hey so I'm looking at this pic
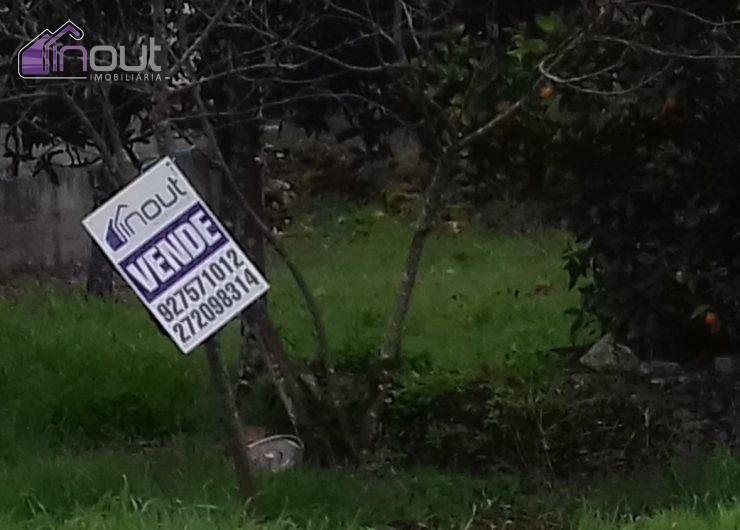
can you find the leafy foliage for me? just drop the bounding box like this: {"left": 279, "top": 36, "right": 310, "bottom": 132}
{"left": 404, "top": 1, "right": 740, "bottom": 360}
{"left": 415, "top": 2, "right": 740, "bottom": 360}
{"left": 541, "top": 3, "right": 740, "bottom": 359}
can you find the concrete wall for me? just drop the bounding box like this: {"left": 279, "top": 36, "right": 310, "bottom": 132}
{"left": 0, "top": 170, "right": 93, "bottom": 278}
{"left": 0, "top": 149, "right": 216, "bottom": 279}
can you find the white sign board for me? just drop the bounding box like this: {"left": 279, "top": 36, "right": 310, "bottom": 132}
{"left": 82, "top": 156, "right": 269, "bottom": 354}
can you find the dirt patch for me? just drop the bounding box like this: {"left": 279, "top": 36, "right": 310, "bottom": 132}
{"left": 385, "top": 365, "right": 740, "bottom": 478}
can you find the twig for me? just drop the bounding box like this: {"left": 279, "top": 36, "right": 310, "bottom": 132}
{"left": 57, "top": 88, "right": 120, "bottom": 188}
{"left": 168, "top": 0, "right": 239, "bottom": 77}
{"left": 592, "top": 35, "right": 740, "bottom": 61}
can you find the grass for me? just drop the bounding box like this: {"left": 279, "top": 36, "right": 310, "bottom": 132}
{"left": 0, "top": 202, "right": 577, "bottom": 527}
{"left": 3, "top": 445, "right": 740, "bottom": 528}
{"left": 2, "top": 202, "right": 739, "bottom": 528}
{"left": 0, "top": 202, "right": 576, "bottom": 445}
{"left": 581, "top": 506, "right": 740, "bottom": 530}
{"left": 0, "top": 444, "right": 524, "bottom": 528}
{"left": 268, "top": 202, "right": 576, "bottom": 375}
{"left": 0, "top": 287, "right": 218, "bottom": 449}
{"left": 578, "top": 451, "right": 740, "bottom": 529}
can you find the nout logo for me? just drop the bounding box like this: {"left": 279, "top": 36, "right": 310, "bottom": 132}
{"left": 18, "top": 20, "right": 163, "bottom": 81}
{"left": 105, "top": 177, "right": 188, "bottom": 252}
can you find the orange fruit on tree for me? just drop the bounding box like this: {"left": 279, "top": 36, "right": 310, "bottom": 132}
{"left": 705, "top": 312, "right": 719, "bottom": 327}
{"left": 539, "top": 84, "right": 554, "bottom": 100}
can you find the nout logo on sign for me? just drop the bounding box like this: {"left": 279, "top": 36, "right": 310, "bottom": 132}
{"left": 83, "top": 157, "right": 270, "bottom": 354}
{"left": 105, "top": 177, "right": 189, "bottom": 251}
{"left": 18, "top": 20, "right": 164, "bottom": 82}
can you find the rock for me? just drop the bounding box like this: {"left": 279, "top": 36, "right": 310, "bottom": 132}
{"left": 579, "top": 334, "right": 639, "bottom": 373}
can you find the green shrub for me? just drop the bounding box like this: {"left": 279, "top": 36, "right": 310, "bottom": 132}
{"left": 543, "top": 8, "right": 740, "bottom": 360}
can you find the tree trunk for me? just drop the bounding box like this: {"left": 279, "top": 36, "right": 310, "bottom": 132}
{"left": 225, "top": 124, "right": 306, "bottom": 430}
{"left": 151, "top": 0, "right": 173, "bottom": 156}
{"left": 86, "top": 167, "right": 114, "bottom": 297}
{"left": 86, "top": 245, "right": 113, "bottom": 297}
{"left": 192, "top": 85, "right": 353, "bottom": 461}
{"left": 205, "top": 336, "right": 254, "bottom": 501}
{"left": 249, "top": 307, "right": 340, "bottom": 462}
{"left": 224, "top": 123, "right": 354, "bottom": 461}
{"left": 86, "top": 86, "right": 133, "bottom": 298}
{"left": 169, "top": 149, "right": 253, "bottom": 498}
{"left": 360, "top": 160, "right": 447, "bottom": 450}
{"left": 224, "top": 123, "right": 271, "bottom": 413}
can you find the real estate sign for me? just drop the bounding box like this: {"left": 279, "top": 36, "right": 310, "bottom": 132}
{"left": 82, "top": 157, "right": 269, "bottom": 353}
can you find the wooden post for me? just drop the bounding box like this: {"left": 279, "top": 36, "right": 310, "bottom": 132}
{"left": 173, "top": 149, "right": 255, "bottom": 500}
{"left": 204, "top": 336, "right": 255, "bottom": 501}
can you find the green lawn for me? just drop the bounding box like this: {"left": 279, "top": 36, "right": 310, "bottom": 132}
{"left": 0, "top": 203, "right": 576, "bottom": 445}
{"left": 268, "top": 203, "right": 576, "bottom": 374}
{"left": 581, "top": 507, "right": 740, "bottom": 530}
{"left": 0, "top": 445, "right": 523, "bottom": 528}
{"left": 1, "top": 203, "right": 738, "bottom": 529}
{"left": 2, "top": 444, "right": 740, "bottom": 529}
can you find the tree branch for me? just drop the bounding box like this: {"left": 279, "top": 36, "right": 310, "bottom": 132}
{"left": 190, "top": 83, "right": 358, "bottom": 459}
{"left": 168, "top": 0, "right": 240, "bottom": 77}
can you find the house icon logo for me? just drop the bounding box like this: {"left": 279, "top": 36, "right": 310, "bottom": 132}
{"left": 18, "top": 20, "right": 87, "bottom": 79}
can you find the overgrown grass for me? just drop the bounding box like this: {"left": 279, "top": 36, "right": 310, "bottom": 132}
{"left": 0, "top": 203, "right": 575, "bottom": 446}
{"left": 268, "top": 203, "right": 576, "bottom": 375}
{"left": 580, "top": 451, "right": 740, "bottom": 529}
{"left": 3, "top": 443, "right": 740, "bottom": 528}
{"left": 5, "top": 203, "right": 739, "bottom": 528}
{"left": 581, "top": 505, "right": 740, "bottom": 530}
{"left": 0, "top": 203, "right": 578, "bottom": 527}
{"left": 0, "top": 289, "right": 215, "bottom": 455}
{"left": 0, "top": 442, "right": 524, "bottom": 528}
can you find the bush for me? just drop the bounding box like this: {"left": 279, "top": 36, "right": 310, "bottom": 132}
{"left": 541, "top": 10, "right": 740, "bottom": 360}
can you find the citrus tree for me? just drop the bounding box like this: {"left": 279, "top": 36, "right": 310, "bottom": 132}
{"left": 535, "top": 1, "right": 740, "bottom": 359}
